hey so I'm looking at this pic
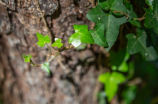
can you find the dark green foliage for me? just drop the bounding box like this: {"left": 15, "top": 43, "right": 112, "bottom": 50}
{"left": 126, "top": 28, "right": 157, "bottom": 61}
{"left": 89, "top": 23, "right": 108, "bottom": 47}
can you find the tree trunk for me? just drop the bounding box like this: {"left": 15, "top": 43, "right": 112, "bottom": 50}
{"left": 0, "top": 0, "right": 106, "bottom": 104}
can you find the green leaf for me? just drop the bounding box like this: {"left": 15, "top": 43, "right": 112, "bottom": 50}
{"left": 144, "top": 0, "right": 158, "bottom": 34}
{"left": 123, "top": 0, "right": 131, "bottom": 10}
{"left": 128, "top": 5, "right": 141, "bottom": 27}
{"left": 22, "top": 54, "right": 32, "bottom": 62}
{"left": 69, "top": 25, "right": 94, "bottom": 47}
{"left": 86, "top": 5, "right": 129, "bottom": 51}
{"left": 122, "top": 85, "right": 137, "bottom": 104}
{"left": 98, "top": 72, "right": 126, "bottom": 101}
{"left": 89, "top": 23, "right": 108, "bottom": 47}
{"left": 36, "top": 33, "right": 51, "bottom": 47}
{"left": 51, "top": 38, "right": 63, "bottom": 48}
{"left": 126, "top": 28, "right": 158, "bottom": 61}
{"left": 105, "top": 72, "right": 125, "bottom": 101}
{"left": 110, "top": 72, "right": 126, "bottom": 84}
{"left": 145, "top": 0, "right": 154, "bottom": 10}
{"left": 111, "top": 0, "right": 127, "bottom": 16}
{"left": 118, "top": 62, "right": 128, "bottom": 72}
{"left": 105, "top": 81, "right": 118, "bottom": 101}
{"left": 118, "top": 53, "right": 130, "bottom": 72}
{"left": 98, "top": 0, "right": 114, "bottom": 10}
{"left": 41, "top": 62, "right": 50, "bottom": 73}
{"left": 98, "top": 72, "right": 110, "bottom": 84}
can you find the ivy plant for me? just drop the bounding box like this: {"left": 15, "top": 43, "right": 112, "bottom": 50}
{"left": 22, "top": 0, "right": 158, "bottom": 102}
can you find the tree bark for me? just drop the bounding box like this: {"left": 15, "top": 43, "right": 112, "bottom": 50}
{"left": 0, "top": 0, "right": 107, "bottom": 104}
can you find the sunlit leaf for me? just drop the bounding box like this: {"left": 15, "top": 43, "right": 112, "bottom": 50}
{"left": 41, "top": 62, "right": 50, "bottom": 74}
{"left": 36, "top": 33, "right": 51, "bottom": 47}
{"left": 51, "top": 38, "right": 63, "bottom": 48}
{"left": 22, "top": 54, "right": 32, "bottom": 62}
{"left": 69, "top": 25, "right": 94, "bottom": 47}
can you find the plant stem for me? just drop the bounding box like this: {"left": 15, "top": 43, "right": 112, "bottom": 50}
{"left": 133, "top": 13, "right": 146, "bottom": 21}
{"left": 48, "top": 52, "right": 60, "bottom": 63}
{"left": 46, "top": 43, "right": 52, "bottom": 54}
{"left": 35, "top": 0, "right": 53, "bottom": 40}
{"left": 29, "top": 44, "right": 74, "bottom": 67}
{"left": 30, "top": 59, "right": 41, "bottom": 67}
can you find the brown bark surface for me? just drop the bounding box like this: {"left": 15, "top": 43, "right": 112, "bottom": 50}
{"left": 0, "top": 0, "right": 107, "bottom": 104}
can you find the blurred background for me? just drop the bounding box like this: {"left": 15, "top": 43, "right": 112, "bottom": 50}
{"left": 0, "top": 0, "right": 158, "bottom": 104}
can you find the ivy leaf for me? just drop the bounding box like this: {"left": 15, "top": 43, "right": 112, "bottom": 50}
{"left": 126, "top": 28, "right": 158, "bottom": 61}
{"left": 111, "top": 0, "right": 127, "bottom": 16}
{"left": 98, "top": 72, "right": 110, "bottom": 84}
{"left": 98, "top": 72, "right": 125, "bottom": 101}
{"left": 97, "top": 0, "right": 114, "bottom": 10}
{"left": 145, "top": 0, "right": 154, "bottom": 10}
{"left": 89, "top": 23, "right": 108, "bottom": 47}
{"left": 69, "top": 25, "right": 94, "bottom": 47}
{"left": 144, "top": 0, "right": 158, "bottom": 34}
{"left": 105, "top": 81, "right": 118, "bottom": 101}
{"left": 36, "top": 33, "right": 51, "bottom": 47}
{"left": 41, "top": 62, "right": 50, "bottom": 74}
{"left": 51, "top": 38, "right": 63, "bottom": 48}
{"left": 22, "top": 54, "right": 32, "bottom": 62}
{"left": 86, "top": 5, "right": 129, "bottom": 51}
{"left": 110, "top": 72, "right": 126, "bottom": 84}
{"left": 128, "top": 5, "right": 141, "bottom": 27}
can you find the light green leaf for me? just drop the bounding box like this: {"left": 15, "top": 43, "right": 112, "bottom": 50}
{"left": 86, "top": 5, "right": 129, "bottom": 51}
{"left": 105, "top": 81, "right": 118, "bottom": 101}
{"left": 22, "top": 54, "right": 32, "bottom": 62}
{"left": 126, "top": 28, "right": 158, "bottom": 61}
{"left": 69, "top": 25, "right": 94, "bottom": 47}
{"left": 98, "top": 72, "right": 110, "bottom": 84}
{"left": 110, "top": 72, "right": 126, "bottom": 84}
{"left": 89, "top": 23, "right": 108, "bottom": 47}
{"left": 41, "top": 62, "right": 50, "bottom": 73}
{"left": 36, "top": 33, "right": 51, "bottom": 47}
{"left": 98, "top": 72, "right": 126, "bottom": 101}
{"left": 118, "top": 62, "right": 128, "bottom": 72}
{"left": 51, "top": 38, "right": 63, "bottom": 48}
{"left": 118, "top": 53, "right": 130, "bottom": 72}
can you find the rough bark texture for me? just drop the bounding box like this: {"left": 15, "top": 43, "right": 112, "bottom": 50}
{"left": 0, "top": 0, "right": 109, "bottom": 104}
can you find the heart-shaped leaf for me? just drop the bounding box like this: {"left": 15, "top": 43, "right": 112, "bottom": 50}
{"left": 89, "top": 23, "right": 108, "bottom": 47}
{"left": 126, "top": 28, "right": 158, "bottom": 61}
{"left": 41, "top": 62, "right": 50, "bottom": 73}
{"left": 52, "top": 38, "right": 63, "bottom": 48}
{"left": 36, "top": 33, "right": 51, "bottom": 47}
{"left": 69, "top": 25, "right": 94, "bottom": 47}
{"left": 22, "top": 54, "right": 32, "bottom": 62}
